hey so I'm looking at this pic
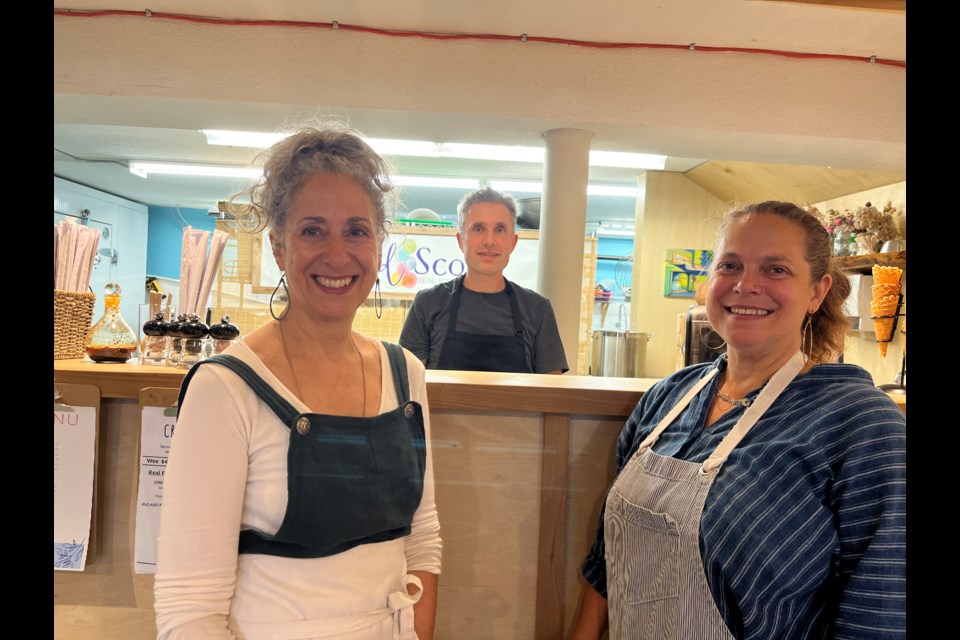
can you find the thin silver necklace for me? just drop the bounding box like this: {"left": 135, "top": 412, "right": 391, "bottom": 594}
{"left": 714, "top": 372, "right": 753, "bottom": 408}
{"left": 276, "top": 322, "right": 366, "bottom": 416}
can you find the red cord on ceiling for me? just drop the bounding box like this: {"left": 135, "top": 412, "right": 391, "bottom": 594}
{"left": 52, "top": 8, "right": 906, "bottom": 68}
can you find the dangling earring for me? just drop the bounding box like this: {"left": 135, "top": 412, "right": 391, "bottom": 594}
{"left": 373, "top": 277, "right": 383, "bottom": 319}
{"left": 270, "top": 274, "right": 289, "bottom": 321}
{"left": 801, "top": 314, "right": 813, "bottom": 359}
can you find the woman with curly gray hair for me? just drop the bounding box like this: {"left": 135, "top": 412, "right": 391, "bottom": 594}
{"left": 156, "top": 125, "right": 441, "bottom": 640}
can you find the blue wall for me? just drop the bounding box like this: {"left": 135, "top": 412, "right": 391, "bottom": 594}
{"left": 147, "top": 206, "right": 217, "bottom": 279}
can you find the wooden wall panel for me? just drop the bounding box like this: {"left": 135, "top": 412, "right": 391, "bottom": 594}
{"left": 54, "top": 399, "right": 158, "bottom": 639}
{"left": 632, "top": 172, "right": 727, "bottom": 378}
{"left": 429, "top": 409, "right": 543, "bottom": 639}
{"left": 686, "top": 160, "right": 906, "bottom": 208}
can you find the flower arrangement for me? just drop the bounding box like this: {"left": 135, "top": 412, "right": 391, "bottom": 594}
{"left": 826, "top": 209, "right": 858, "bottom": 234}
{"left": 806, "top": 201, "right": 902, "bottom": 254}
{"left": 853, "top": 202, "right": 901, "bottom": 244}
{"left": 805, "top": 205, "right": 856, "bottom": 234}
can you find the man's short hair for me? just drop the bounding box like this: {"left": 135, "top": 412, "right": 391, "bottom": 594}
{"left": 457, "top": 186, "right": 518, "bottom": 233}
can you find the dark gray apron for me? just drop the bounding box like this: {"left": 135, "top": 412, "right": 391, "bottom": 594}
{"left": 435, "top": 275, "right": 530, "bottom": 373}
{"left": 177, "top": 341, "right": 426, "bottom": 559}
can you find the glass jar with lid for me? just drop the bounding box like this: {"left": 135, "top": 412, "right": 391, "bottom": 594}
{"left": 178, "top": 314, "right": 210, "bottom": 368}
{"left": 209, "top": 315, "right": 241, "bottom": 354}
{"left": 140, "top": 312, "right": 170, "bottom": 365}
{"left": 166, "top": 314, "right": 186, "bottom": 367}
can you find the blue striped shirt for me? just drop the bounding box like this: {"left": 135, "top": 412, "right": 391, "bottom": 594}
{"left": 581, "top": 358, "right": 906, "bottom": 639}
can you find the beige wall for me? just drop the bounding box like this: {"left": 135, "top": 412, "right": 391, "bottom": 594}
{"left": 630, "top": 171, "right": 727, "bottom": 378}
{"left": 626, "top": 177, "right": 907, "bottom": 383}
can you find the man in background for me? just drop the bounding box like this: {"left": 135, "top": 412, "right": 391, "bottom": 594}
{"left": 399, "top": 187, "right": 568, "bottom": 374}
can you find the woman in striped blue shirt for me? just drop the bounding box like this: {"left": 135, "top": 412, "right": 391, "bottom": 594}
{"left": 572, "top": 201, "right": 906, "bottom": 639}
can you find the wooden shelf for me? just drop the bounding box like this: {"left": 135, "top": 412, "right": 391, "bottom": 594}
{"left": 834, "top": 250, "right": 906, "bottom": 274}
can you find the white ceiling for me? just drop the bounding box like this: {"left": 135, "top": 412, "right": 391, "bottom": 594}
{"left": 53, "top": 1, "right": 906, "bottom": 217}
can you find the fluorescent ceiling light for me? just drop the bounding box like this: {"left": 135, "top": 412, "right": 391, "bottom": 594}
{"left": 202, "top": 130, "right": 285, "bottom": 148}
{"left": 394, "top": 176, "right": 480, "bottom": 189}
{"left": 202, "top": 130, "right": 666, "bottom": 169}
{"left": 367, "top": 138, "right": 439, "bottom": 158}
{"left": 590, "top": 150, "right": 666, "bottom": 170}
{"left": 488, "top": 181, "right": 639, "bottom": 197}
{"left": 595, "top": 228, "right": 637, "bottom": 237}
{"left": 487, "top": 180, "right": 543, "bottom": 193}
{"left": 129, "top": 161, "right": 263, "bottom": 179}
{"left": 440, "top": 143, "right": 545, "bottom": 164}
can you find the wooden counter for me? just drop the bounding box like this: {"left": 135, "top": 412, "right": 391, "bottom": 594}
{"left": 53, "top": 359, "right": 657, "bottom": 640}
{"left": 53, "top": 360, "right": 904, "bottom": 639}
{"left": 53, "top": 359, "right": 188, "bottom": 399}
{"left": 53, "top": 358, "right": 655, "bottom": 407}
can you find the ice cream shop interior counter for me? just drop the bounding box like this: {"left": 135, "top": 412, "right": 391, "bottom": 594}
{"left": 54, "top": 361, "right": 655, "bottom": 639}
{"left": 53, "top": 346, "right": 905, "bottom": 639}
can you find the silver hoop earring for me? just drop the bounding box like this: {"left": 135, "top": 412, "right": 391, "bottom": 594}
{"left": 702, "top": 330, "right": 727, "bottom": 351}
{"left": 802, "top": 314, "right": 813, "bottom": 358}
{"left": 270, "top": 274, "right": 289, "bottom": 320}
{"left": 373, "top": 278, "right": 383, "bottom": 319}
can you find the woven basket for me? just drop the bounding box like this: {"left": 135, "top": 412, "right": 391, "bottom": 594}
{"left": 54, "top": 290, "right": 96, "bottom": 360}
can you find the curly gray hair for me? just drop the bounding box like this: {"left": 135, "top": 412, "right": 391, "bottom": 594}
{"left": 245, "top": 124, "right": 395, "bottom": 242}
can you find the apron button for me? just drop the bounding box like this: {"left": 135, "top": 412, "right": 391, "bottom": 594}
{"left": 404, "top": 403, "right": 415, "bottom": 418}
{"left": 296, "top": 416, "right": 310, "bottom": 434}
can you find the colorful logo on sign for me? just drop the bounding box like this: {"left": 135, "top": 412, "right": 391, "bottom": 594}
{"left": 389, "top": 238, "right": 420, "bottom": 288}
{"left": 382, "top": 237, "right": 467, "bottom": 288}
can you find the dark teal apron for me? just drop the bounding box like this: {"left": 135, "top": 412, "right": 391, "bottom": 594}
{"left": 177, "top": 341, "right": 426, "bottom": 559}
{"left": 435, "top": 275, "right": 530, "bottom": 373}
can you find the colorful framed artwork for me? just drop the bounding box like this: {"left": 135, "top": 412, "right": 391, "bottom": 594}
{"left": 664, "top": 248, "right": 713, "bottom": 297}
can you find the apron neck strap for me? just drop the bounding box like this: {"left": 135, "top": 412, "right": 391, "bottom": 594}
{"left": 635, "top": 350, "right": 807, "bottom": 475}
{"left": 637, "top": 368, "right": 719, "bottom": 452}
{"left": 700, "top": 350, "right": 807, "bottom": 475}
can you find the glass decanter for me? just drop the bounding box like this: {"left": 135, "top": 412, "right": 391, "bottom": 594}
{"left": 84, "top": 282, "right": 137, "bottom": 363}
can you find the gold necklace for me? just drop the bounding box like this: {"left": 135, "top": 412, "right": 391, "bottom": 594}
{"left": 276, "top": 322, "right": 367, "bottom": 416}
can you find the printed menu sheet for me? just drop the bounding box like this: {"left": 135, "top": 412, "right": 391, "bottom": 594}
{"left": 54, "top": 406, "right": 97, "bottom": 571}
{"left": 134, "top": 406, "right": 176, "bottom": 574}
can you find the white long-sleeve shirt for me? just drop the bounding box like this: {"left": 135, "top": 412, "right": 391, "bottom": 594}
{"left": 155, "top": 340, "right": 442, "bottom": 640}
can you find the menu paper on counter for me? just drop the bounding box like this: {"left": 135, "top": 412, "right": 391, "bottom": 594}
{"left": 134, "top": 390, "right": 179, "bottom": 574}
{"left": 54, "top": 402, "right": 98, "bottom": 571}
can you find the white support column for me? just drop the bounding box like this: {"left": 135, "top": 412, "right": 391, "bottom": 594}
{"left": 538, "top": 128, "right": 593, "bottom": 373}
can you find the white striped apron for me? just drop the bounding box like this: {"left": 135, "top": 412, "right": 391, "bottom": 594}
{"left": 604, "top": 351, "right": 805, "bottom": 639}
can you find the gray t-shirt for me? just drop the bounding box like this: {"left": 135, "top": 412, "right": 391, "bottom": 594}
{"left": 399, "top": 277, "right": 569, "bottom": 373}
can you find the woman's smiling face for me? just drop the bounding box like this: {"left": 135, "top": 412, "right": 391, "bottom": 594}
{"left": 706, "top": 212, "right": 830, "bottom": 360}
{"left": 270, "top": 173, "right": 381, "bottom": 325}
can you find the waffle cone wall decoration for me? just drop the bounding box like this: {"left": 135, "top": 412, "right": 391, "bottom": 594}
{"left": 871, "top": 265, "right": 902, "bottom": 358}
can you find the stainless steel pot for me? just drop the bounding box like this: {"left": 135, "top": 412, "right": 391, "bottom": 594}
{"left": 590, "top": 330, "right": 653, "bottom": 377}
